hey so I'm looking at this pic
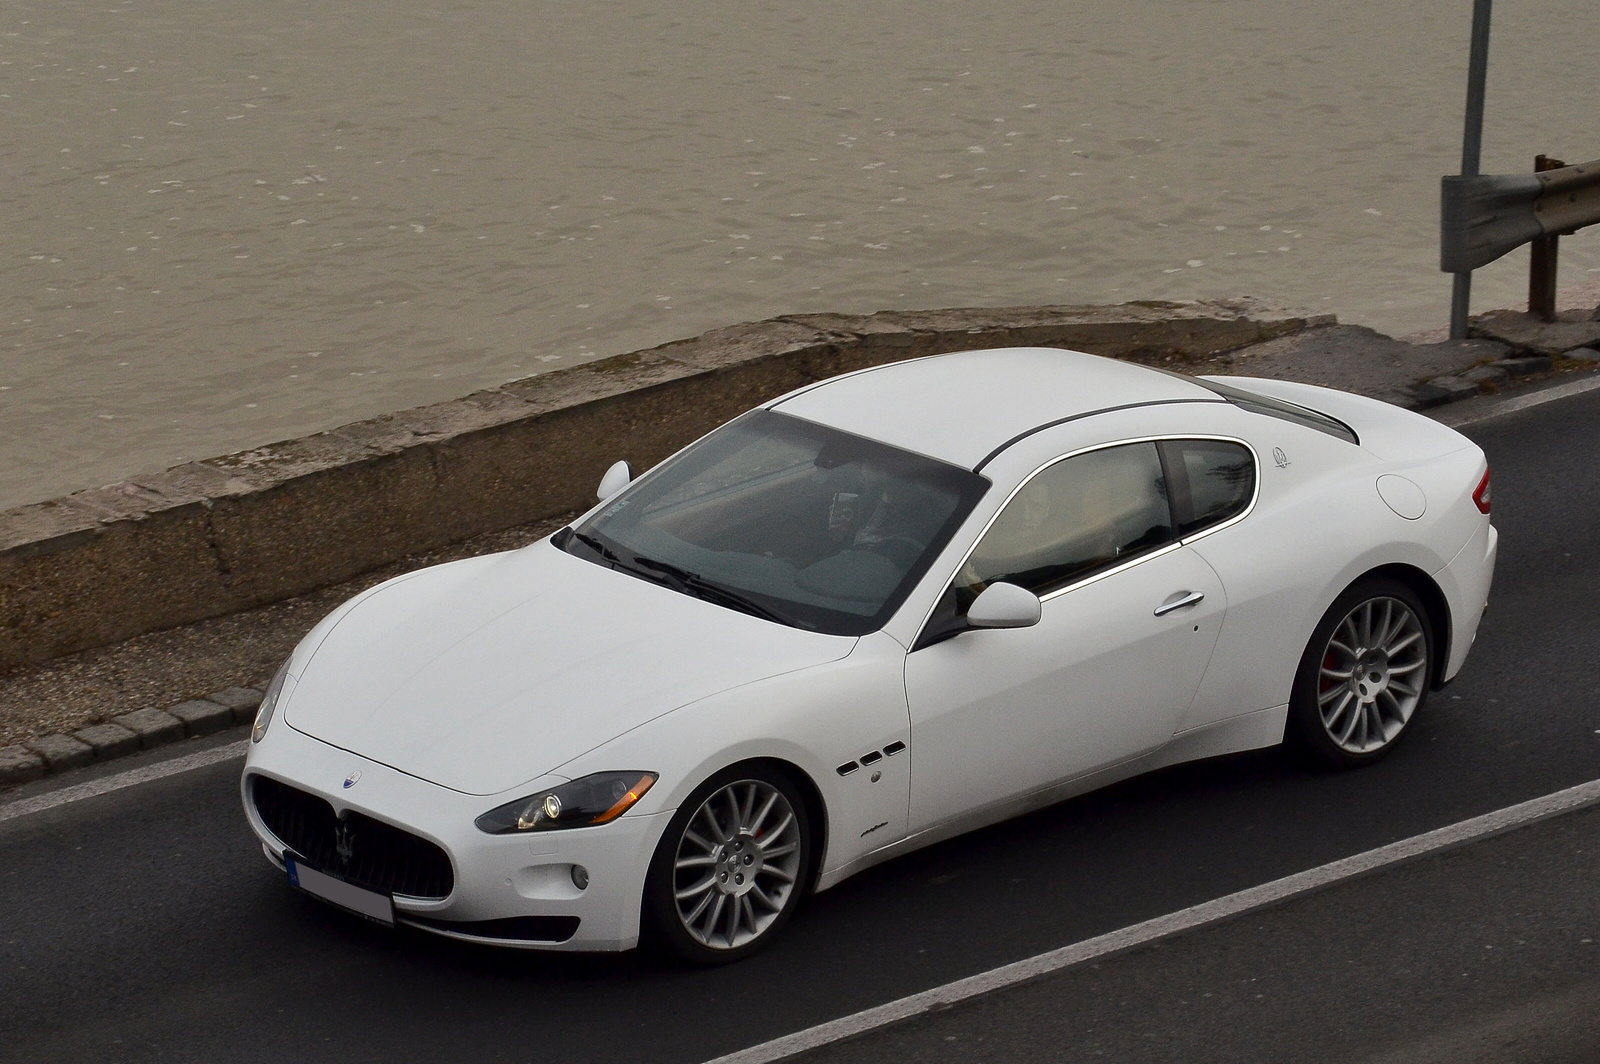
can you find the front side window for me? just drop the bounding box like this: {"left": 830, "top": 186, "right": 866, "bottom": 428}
{"left": 951, "top": 441, "right": 1174, "bottom": 612}
{"left": 561, "top": 410, "right": 988, "bottom": 636}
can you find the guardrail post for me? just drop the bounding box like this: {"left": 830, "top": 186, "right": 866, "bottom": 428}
{"left": 1528, "top": 154, "right": 1566, "bottom": 322}
{"left": 1449, "top": 0, "right": 1495, "bottom": 340}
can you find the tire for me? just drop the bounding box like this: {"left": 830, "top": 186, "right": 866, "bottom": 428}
{"left": 1288, "top": 576, "right": 1435, "bottom": 770}
{"left": 642, "top": 763, "right": 814, "bottom": 965}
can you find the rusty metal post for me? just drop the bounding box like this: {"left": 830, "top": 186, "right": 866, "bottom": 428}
{"left": 1528, "top": 154, "right": 1566, "bottom": 322}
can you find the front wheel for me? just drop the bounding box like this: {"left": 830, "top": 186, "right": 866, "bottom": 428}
{"left": 1289, "top": 577, "right": 1435, "bottom": 769}
{"left": 642, "top": 764, "right": 813, "bottom": 965}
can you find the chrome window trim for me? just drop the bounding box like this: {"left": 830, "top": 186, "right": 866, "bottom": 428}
{"left": 909, "top": 434, "right": 1260, "bottom": 642}
{"left": 1037, "top": 538, "right": 1186, "bottom": 604}
{"left": 971, "top": 398, "right": 1225, "bottom": 472}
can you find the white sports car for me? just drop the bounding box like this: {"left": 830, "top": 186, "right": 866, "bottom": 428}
{"left": 242, "top": 347, "right": 1496, "bottom": 962}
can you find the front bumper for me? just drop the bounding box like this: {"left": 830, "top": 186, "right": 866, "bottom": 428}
{"left": 242, "top": 719, "right": 668, "bottom": 951}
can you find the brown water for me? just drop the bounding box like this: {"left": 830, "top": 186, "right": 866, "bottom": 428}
{"left": 3, "top": 0, "right": 1597, "bottom": 510}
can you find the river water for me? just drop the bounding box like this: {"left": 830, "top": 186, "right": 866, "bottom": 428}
{"left": 3, "top": 0, "right": 1597, "bottom": 510}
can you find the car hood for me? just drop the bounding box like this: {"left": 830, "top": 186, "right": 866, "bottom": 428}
{"left": 284, "top": 540, "right": 856, "bottom": 796}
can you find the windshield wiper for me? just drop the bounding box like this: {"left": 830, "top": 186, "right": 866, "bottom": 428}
{"left": 571, "top": 530, "right": 793, "bottom": 626}
{"left": 629, "top": 556, "right": 793, "bottom": 626}
{"left": 570, "top": 530, "right": 631, "bottom": 568}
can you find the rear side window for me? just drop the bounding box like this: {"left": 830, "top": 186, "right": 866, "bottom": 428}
{"left": 1159, "top": 440, "right": 1255, "bottom": 538}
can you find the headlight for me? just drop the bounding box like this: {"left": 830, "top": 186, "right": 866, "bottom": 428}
{"left": 251, "top": 661, "right": 291, "bottom": 743}
{"left": 475, "top": 771, "right": 658, "bottom": 834}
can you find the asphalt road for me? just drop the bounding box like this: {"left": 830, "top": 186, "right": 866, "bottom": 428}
{"left": 4, "top": 382, "right": 1599, "bottom": 1064}
{"left": 796, "top": 803, "right": 1600, "bottom": 1064}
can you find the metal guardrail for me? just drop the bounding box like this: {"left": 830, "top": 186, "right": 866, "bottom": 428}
{"left": 1441, "top": 157, "right": 1600, "bottom": 273}
{"left": 1440, "top": 0, "right": 1600, "bottom": 334}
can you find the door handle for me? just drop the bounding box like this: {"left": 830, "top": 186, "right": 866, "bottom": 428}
{"left": 1154, "top": 590, "right": 1205, "bottom": 616}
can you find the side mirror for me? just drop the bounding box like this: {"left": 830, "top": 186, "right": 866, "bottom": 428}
{"left": 966, "top": 582, "right": 1042, "bottom": 629}
{"left": 597, "top": 460, "right": 632, "bottom": 501}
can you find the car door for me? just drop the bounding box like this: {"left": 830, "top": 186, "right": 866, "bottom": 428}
{"left": 1171, "top": 425, "right": 1365, "bottom": 732}
{"left": 902, "top": 440, "right": 1227, "bottom": 833}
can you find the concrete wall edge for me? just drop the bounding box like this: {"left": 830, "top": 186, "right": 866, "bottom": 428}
{"left": 0, "top": 298, "right": 1332, "bottom": 669}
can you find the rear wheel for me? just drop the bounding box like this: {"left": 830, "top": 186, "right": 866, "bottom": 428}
{"left": 1289, "top": 577, "right": 1434, "bottom": 769}
{"left": 643, "top": 764, "right": 813, "bottom": 965}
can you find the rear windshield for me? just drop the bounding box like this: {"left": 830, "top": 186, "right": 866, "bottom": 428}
{"left": 561, "top": 410, "right": 989, "bottom": 636}
{"left": 1189, "top": 377, "right": 1359, "bottom": 445}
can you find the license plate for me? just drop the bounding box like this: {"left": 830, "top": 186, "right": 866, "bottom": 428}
{"left": 286, "top": 856, "right": 395, "bottom": 926}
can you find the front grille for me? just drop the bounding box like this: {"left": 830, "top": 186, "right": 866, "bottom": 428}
{"left": 251, "top": 775, "right": 455, "bottom": 900}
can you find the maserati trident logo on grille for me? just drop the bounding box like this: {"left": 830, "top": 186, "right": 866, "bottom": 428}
{"left": 334, "top": 816, "right": 355, "bottom": 869}
{"left": 343, "top": 770, "right": 361, "bottom": 789}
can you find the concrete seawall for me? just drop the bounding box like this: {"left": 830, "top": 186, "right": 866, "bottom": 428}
{"left": 0, "top": 299, "right": 1328, "bottom": 671}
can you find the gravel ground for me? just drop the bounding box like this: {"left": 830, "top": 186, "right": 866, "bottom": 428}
{"left": 0, "top": 512, "right": 575, "bottom": 748}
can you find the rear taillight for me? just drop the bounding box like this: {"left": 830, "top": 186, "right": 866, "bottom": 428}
{"left": 1472, "top": 468, "right": 1491, "bottom": 514}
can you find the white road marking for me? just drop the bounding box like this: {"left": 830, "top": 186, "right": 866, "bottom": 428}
{"left": 1439, "top": 372, "right": 1600, "bottom": 427}
{"left": 703, "top": 775, "right": 1600, "bottom": 1064}
{"left": 0, "top": 741, "right": 248, "bottom": 824}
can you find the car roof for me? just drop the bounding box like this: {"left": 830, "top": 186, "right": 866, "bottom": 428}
{"left": 770, "top": 347, "right": 1220, "bottom": 470}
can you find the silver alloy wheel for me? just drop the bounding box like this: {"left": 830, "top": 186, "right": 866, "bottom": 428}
{"left": 671, "top": 779, "right": 803, "bottom": 950}
{"left": 1316, "top": 596, "right": 1428, "bottom": 754}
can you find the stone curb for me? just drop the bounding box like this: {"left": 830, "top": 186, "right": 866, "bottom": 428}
{"left": 1402, "top": 350, "right": 1595, "bottom": 411}
{"left": 71, "top": 723, "right": 139, "bottom": 761}
{"left": 0, "top": 299, "right": 1327, "bottom": 672}
{"left": 0, "top": 685, "right": 262, "bottom": 786}
{"left": 1468, "top": 308, "right": 1600, "bottom": 358}
{"left": 168, "top": 699, "right": 239, "bottom": 737}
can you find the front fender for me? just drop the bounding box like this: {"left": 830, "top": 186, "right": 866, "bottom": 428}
{"left": 558, "top": 631, "right": 912, "bottom": 879}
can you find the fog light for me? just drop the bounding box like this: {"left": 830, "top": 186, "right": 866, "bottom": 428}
{"left": 571, "top": 864, "right": 589, "bottom": 891}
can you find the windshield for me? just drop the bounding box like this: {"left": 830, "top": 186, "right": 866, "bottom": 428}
{"left": 561, "top": 410, "right": 988, "bottom": 635}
